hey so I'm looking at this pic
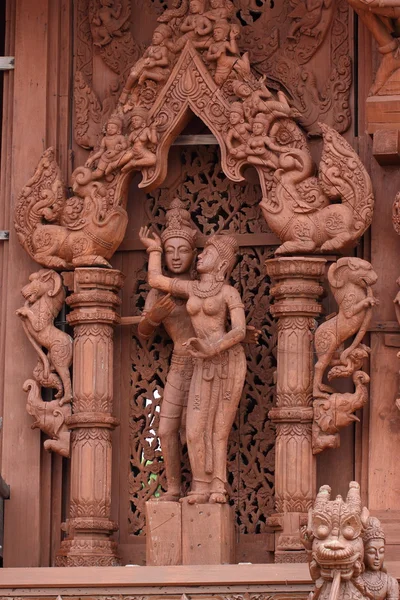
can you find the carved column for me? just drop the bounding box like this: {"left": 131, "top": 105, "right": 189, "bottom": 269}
{"left": 266, "top": 257, "right": 326, "bottom": 563}
{"left": 56, "top": 268, "right": 125, "bottom": 567}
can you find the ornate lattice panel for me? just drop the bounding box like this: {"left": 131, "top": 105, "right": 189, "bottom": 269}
{"left": 127, "top": 146, "right": 277, "bottom": 536}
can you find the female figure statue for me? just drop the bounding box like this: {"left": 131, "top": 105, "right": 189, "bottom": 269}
{"left": 139, "top": 227, "right": 247, "bottom": 504}
{"left": 85, "top": 115, "right": 127, "bottom": 180}
{"left": 226, "top": 102, "right": 251, "bottom": 158}
{"left": 138, "top": 199, "right": 197, "bottom": 502}
{"left": 362, "top": 517, "right": 399, "bottom": 600}
{"left": 106, "top": 107, "right": 158, "bottom": 174}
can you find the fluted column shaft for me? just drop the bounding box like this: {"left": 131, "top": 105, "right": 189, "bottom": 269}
{"left": 266, "top": 257, "right": 326, "bottom": 563}
{"left": 56, "top": 268, "right": 125, "bottom": 567}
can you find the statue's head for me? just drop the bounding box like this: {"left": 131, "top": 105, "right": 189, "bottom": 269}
{"left": 197, "top": 234, "right": 238, "bottom": 281}
{"left": 213, "top": 20, "right": 230, "bottom": 41}
{"left": 230, "top": 102, "right": 245, "bottom": 125}
{"left": 363, "top": 517, "right": 386, "bottom": 572}
{"left": 153, "top": 24, "right": 172, "bottom": 45}
{"left": 130, "top": 107, "right": 149, "bottom": 130}
{"left": 161, "top": 198, "right": 197, "bottom": 274}
{"left": 303, "top": 482, "right": 370, "bottom": 581}
{"left": 252, "top": 112, "right": 268, "bottom": 135}
{"left": 190, "top": 0, "right": 204, "bottom": 14}
{"left": 106, "top": 115, "right": 123, "bottom": 135}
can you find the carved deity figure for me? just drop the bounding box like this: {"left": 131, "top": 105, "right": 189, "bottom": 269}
{"left": 245, "top": 113, "right": 280, "bottom": 169}
{"left": 16, "top": 270, "right": 73, "bottom": 457}
{"left": 140, "top": 227, "right": 247, "bottom": 504}
{"left": 139, "top": 199, "right": 197, "bottom": 502}
{"left": 91, "top": 0, "right": 126, "bottom": 47}
{"left": 176, "top": 0, "right": 213, "bottom": 50}
{"left": 312, "top": 258, "right": 378, "bottom": 453}
{"left": 85, "top": 115, "right": 127, "bottom": 180}
{"left": 302, "top": 482, "right": 399, "bottom": 600}
{"left": 204, "top": 0, "right": 235, "bottom": 22}
{"left": 345, "top": 0, "right": 400, "bottom": 95}
{"left": 362, "top": 517, "right": 399, "bottom": 600}
{"left": 226, "top": 102, "right": 252, "bottom": 158}
{"left": 107, "top": 107, "right": 158, "bottom": 173}
{"left": 206, "top": 20, "right": 250, "bottom": 84}
{"left": 288, "top": 0, "right": 332, "bottom": 40}
{"left": 119, "top": 24, "right": 173, "bottom": 102}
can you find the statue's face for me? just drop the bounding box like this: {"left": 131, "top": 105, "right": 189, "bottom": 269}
{"left": 164, "top": 237, "right": 194, "bottom": 274}
{"left": 230, "top": 110, "right": 242, "bottom": 125}
{"left": 197, "top": 243, "right": 220, "bottom": 274}
{"left": 252, "top": 121, "right": 265, "bottom": 135}
{"left": 190, "top": 0, "right": 201, "bottom": 14}
{"left": 213, "top": 26, "right": 226, "bottom": 41}
{"left": 210, "top": 0, "right": 224, "bottom": 8}
{"left": 131, "top": 115, "right": 144, "bottom": 129}
{"left": 152, "top": 31, "right": 164, "bottom": 45}
{"left": 106, "top": 122, "right": 119, "bottom": 135}
{"left": 364, "top": 540, "right": 385, "bottom": 571}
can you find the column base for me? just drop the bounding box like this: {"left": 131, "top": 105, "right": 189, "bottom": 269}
{"left": 145, "top": 501, "right": 234, "bottom": 565}
{"left": 275, "top": 549, "right": 309, "bottom": 563}
{"left": 55, "top": 538, "right": 120, "bottom": 567}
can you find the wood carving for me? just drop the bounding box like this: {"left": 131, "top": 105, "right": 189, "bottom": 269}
{"left": 140, "top": 226, "right": 247, "bottom": 504}
{"left": 301, "top": 482, "right": 399, "bottom": 600}
{"left": 127, "top": 153, "right": 276, "bottom": 537}
{"left": 313, "top": 258, "right": 378, "bottom": 454}
{"left": 16, "top": 270, "right": 73, "bottom": 458}
{"left": 16, "top": 0, "right": 373, "bottom": 266}
{"left": 346, "top": 0, "right": 400, "bottom": 96}
{"left": 138, "top": 198, "right": 198, "bottom": 502}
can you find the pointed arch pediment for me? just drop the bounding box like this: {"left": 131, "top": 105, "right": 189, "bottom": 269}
{"left": 139, "top": 41, "right": 245, "bottom": 191}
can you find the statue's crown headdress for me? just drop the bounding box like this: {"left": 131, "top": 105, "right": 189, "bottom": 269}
{"left": 161, "top": 198, "right": 197, "bottom": 248}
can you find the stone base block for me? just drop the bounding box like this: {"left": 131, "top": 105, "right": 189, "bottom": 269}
{"left": 146, "top": 501, "right": 182, "bottom": 566}
{"left": 145, "top": 501, "right": 235, "bottom": 565}
{"left": 182, "top": 503, "right": 234, "bottom": 565}
{"left": 366, "top": 95, "right": 400, "bottom": 135}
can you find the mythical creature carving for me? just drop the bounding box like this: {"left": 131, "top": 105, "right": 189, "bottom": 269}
{"left": 16, "top": 270, "right": 73, "bottom": 457}
{"left": 345, "top": 0, "right": 400, "bottom": 96}
{"left": 301, "top": 482, "right": 399, "bottom": 600}
{"left": 140, "top": 225, "right": 247, "bottom": 504}
{"left": 312, "top": 258, "right": 378, "bottom": 453}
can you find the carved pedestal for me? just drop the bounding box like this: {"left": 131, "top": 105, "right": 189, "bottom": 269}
{"left": 56, "top": 268, "right": 125, "bottom": 567}
{"left": 146, "top": 502, "right": 234, "bottom": 566}
{"left": 266, "top": 257, "right": 326, "bottom": 563}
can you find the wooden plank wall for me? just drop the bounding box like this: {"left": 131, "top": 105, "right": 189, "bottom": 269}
{"left": 0, "top": 0, "right": 72, "bottom": 567}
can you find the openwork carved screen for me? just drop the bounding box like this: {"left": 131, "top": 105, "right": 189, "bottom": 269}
{"left": 127, "top": 146, "right": 277, "bottom": 537}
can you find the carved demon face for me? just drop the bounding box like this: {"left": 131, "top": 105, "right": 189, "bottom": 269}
{"left": 307, "top": 483, "right": 369, "bottom": 581}
{"left": 21, "top": 270, "right": 62, "bottom": 305}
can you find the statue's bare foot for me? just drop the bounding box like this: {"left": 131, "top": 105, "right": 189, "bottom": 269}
{"left": 209, "top": 492, "right": 227, "bottom": 504}
{"left": 370, "top": 47, "right": 400, "bottom": 96}
{"left": 180, "top": 493, "right": 210, "bottom": 504}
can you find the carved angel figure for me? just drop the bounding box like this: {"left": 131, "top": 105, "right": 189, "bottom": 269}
{"left": 345, "top": 0, "right": 400, "bottom": 95}
{"left": 140, "top": 226, "right": 247, "bottom": 505}
{"left": 85, "top": 115, "right": 127, "bottom": 180}
{"left": 205, "top": 20, "right": 250, "bottom": 84}
{"left": 90, "top": 0, "right": 128, "bottom": 47}
{"left": 176, "top": 0, "right": 213, "bottom": 50}
{"left": 16, "top": 270, "right": 73, "bottom": 457}
{"left": 362, "top": 517, "right": 399, "bottom": 600}
{"left": 226, "top": 102, "right": 252, "bottom": 158}
{"left": 312, "top": 258, "right": 378, "bottom": 453}
{"left": 107, "top": 107, "right": 158, "bottom": 173}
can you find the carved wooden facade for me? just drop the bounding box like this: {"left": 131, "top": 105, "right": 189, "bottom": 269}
{"left": 1, "top": 0, "right": 400, "bottom": 587}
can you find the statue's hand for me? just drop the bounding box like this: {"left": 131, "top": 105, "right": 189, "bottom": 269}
{"left": 139, "top": 226, "right": 162, "bottom": 250}
{"left": 244, "top": 325, "right": 261, "bottom": 344}
{"left": 149, "top": 294, "right": 175, "bottom": 323}
{"left": 183, "top": 337, "right": 216, "bottom": 358}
